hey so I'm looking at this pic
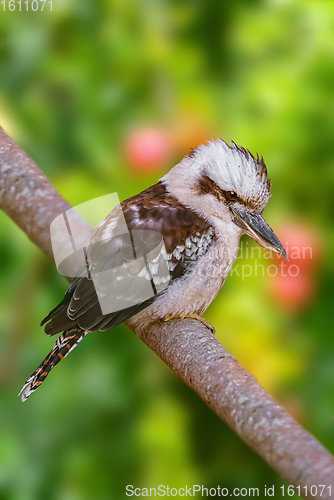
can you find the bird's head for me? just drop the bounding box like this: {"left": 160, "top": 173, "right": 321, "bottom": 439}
{"left": 162, "top": 139, "right": 288, "bottom": 259}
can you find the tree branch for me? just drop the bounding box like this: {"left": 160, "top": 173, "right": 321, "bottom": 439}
{"left": 1, "top": 126, "right": 333, "bottom": 498}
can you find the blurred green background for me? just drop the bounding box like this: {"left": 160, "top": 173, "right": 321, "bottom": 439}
{"left": 0, "top": 0, "right": 334, "bottom": 498}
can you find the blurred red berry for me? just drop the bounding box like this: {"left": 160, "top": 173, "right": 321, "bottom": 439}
{"left": 124, "top": 127, "right": 173, "bottom": 172}
{"left": 268, "top": 221, "right": 321, "bottom": 309}
{"left": 269, "top": 273, "right": 314, "bottom": 309}
{"left": 274, "top": 222, "right": 321, "bottom": 271}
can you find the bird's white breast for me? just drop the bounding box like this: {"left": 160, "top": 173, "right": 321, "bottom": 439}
{"left": 128, "top": 223, "right": 241, "bottom": 331}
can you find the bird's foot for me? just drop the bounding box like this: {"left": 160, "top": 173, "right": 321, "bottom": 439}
{"left": 164, "top": 313, "right": 215, "bottom": 335}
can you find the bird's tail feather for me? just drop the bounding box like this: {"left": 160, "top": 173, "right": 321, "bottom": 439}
{"left": 19, "top": 327, "right": 88, "bottom": 402}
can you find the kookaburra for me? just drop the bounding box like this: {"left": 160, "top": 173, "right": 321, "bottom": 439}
{"left": 19, "top": 139, "right": 287, "bottom": 401}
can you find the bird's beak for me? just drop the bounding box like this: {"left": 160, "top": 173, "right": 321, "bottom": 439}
{"left": 231, "top": 207, "right": 288, "bottom": 260}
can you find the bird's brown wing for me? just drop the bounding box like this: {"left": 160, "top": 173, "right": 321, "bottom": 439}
{"left": 42, "top": 182, "right": 214, "bottom": 335}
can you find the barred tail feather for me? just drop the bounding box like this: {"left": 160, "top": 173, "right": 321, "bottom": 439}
{"left": 19, "top": 327, "right": 88, "bottom": 402}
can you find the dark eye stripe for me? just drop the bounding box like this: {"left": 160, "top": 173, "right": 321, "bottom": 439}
{"left": 197, "top": 174, "right": 240, "bottom": 203}
{"left": 196, "top": 172, "right": 265, "bottom": 211}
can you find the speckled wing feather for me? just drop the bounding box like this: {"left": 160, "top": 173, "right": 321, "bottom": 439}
{"left": 42, "top": 181, "right": 214, "bottom": 335}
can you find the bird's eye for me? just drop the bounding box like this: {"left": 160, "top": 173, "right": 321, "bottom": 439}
{"left": 226, "top": 191, "right": 238, "bottom": 200}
